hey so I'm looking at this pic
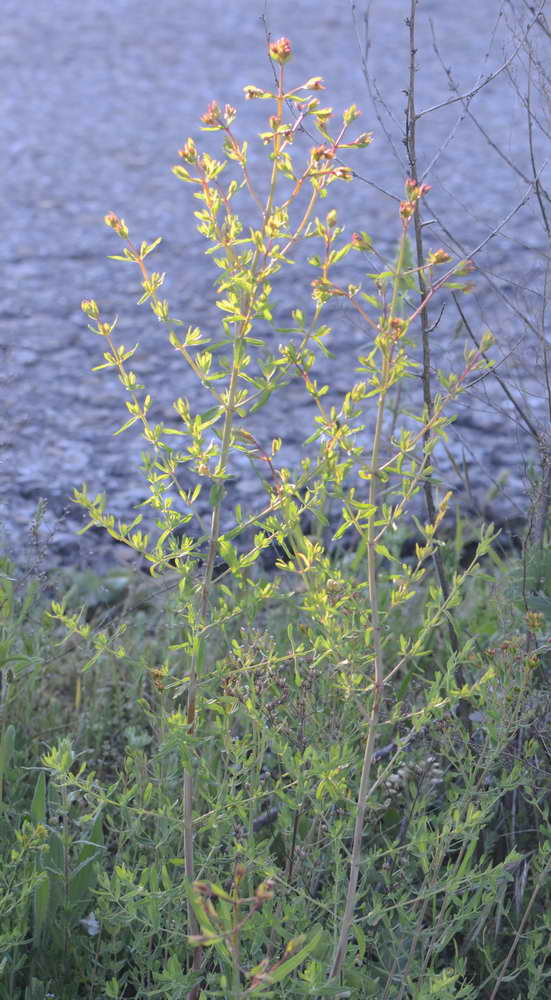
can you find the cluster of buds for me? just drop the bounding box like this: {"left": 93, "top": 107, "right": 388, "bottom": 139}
{"left": 399, "top": 200, "right": 415, "bottom": 222}
{"left": 149, "top": 667, "right": 166, "bottom": 692}
{"left": 315, "top": 107, "right": 333, "bottom": 127}
{"left": 304, "top": 76, "right": 325, "bottom": 90}
{"left": 243, "top": 84, "right": 268, "bottom": 100}
{"left": 104, "top": 212, "right": 128, "bottom": 238}
{"left": 405, "top": 177, "right": 431, "bottom": 201}
{"left": 351, "top": 232, "right": 372, "bottom": 251}
{"left": 269, "top": 36, "right": 292, "bottom": 64}
{"left": 200, "top": 100, "right": 222, "bottom": 127}
{"left": 200, "top": 101, "right": 237, "bottom": 129}
{"left": 400, "top": 178, "right": 431, "bottom": 224}
{"left": 81, "top": 299, "right": 100, "bottom": 320}
{"left": 351, "top": 132, "right": 373, "bottom": 148}
{"left": 456, "top": 258, "right": 476, "bottom": 276}
{"left": 343, "top": 103, "right": 362, "bottom": 125}
{"left": 389, "top": 317, "right": 407, "bottom": 340}
{"left": 178, "top": 137, "right": 197, "bottom": 164}
{"left": 333, "top": 166, "right": 353, "bottom": 181}
{"left": 427, "top": 248, "right": 452, "bottom": 266}
{"left": 310, "top": 144, "right": 335, "bottom": 163}
{"left": 526, "top": 610, "right": 545, "bottom": 632}
{"left": 255, "top": 878, "right": 275, "bottom": 903}
{"left": 267, "top": 113, "right": 292, "bottom": 140}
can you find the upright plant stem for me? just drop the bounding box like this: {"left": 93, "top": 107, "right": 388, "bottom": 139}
{"left": 329, "top": 233, "right": 408, "bottom": 982}
{"left": 183, "top": 60, "right": 289, "bottom": 976}
{"left": 404, "top": 0, "right": 466, "bottom": 693}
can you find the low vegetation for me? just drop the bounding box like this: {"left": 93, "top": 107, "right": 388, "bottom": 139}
{"left": 1, "top": 30, "right": 550, "bottom": 1000}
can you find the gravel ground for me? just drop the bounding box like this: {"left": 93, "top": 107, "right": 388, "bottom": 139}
{"left": 2, "top": 0, "right": 550, "bottom": 573}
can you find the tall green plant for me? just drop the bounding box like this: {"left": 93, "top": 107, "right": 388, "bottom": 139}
{"left": 45, "top": 36, "right": 502, "bottom": 996}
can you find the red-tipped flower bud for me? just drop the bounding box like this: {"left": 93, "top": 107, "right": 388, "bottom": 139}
{"left": 343, "top": 104, "right": 361, "bottom": 125}
{"left": 269, "top": 37, "right": 292, "bottom": 64}
{"left": 81, "top": 299, "right": 100, "bottom": 319}
{"left": 104, "top": 213, "right": 128, "bottom": 238}
{"left": 223, "top": 103, "right": 237, "bottom": 125}
{"left": 201, "top": 101, "right": 222, "bottom": 127}
{"left": 178, "top": 138, "right": 197, "bottom": 163}
{"left": 243, "top": 85, "right": 266, "bottom": 100}
{"left": 304, "top": 76, "right": 325, "bottom": 90}
{"left": 427, "top": 248, "right": 452, "bottom": 266}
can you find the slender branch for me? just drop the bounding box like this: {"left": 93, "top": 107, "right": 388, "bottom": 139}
{"left": 329, "top": 229, "right": 410, "bottom": 982}
{"left": 404, "top": 0, "right": 467, "bottom": 700}
{"left": 415, "top": 19, "right": 537, "bottom": 121}
{"left": 487, "top": 856, "right": 551, "bottom": 1000}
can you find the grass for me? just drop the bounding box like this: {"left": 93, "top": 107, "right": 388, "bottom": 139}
{"left": 1, "top": 513, "right": 551, "bottom": 999}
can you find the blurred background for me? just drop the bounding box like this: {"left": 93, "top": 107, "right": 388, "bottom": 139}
{"left": 1, "top": 0, "right": 548, "bottom": 570}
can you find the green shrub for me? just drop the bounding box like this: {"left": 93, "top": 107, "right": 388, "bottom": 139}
{"left": 2, "top": 36, "right": 550, "bottom": 1000}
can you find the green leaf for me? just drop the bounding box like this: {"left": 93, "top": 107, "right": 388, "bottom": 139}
{"left": 0, "top": 723, "right": 15, "bottom": 787}
{"left": 30, "top": 772, "right": 46, "bottom": 825}
{"left": 32, "top": 873, "right": 50, "bottom": 945}
{"left": 70, "top": 812, "right": 105, "bottom": 910}
{"left": 250, "top": 927, "right": 323, "bottom": 987}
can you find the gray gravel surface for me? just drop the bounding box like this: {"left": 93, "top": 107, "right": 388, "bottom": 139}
{"left": 2, "top": 0, "right": 550, "bottom": 573}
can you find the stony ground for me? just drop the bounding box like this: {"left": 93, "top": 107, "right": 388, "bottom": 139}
{"left": 2, "top": 0, "right": 549, "bottom": 574}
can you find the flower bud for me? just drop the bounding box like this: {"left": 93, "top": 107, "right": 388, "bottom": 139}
{"left": 255, "top": 878, "right": 275, "bottom": 901}
{"left": 389, "top": 317, "right": 407, "bottom": 339}
{"left": 104, "top": 213, "right": 128, "bottom": 238}
{"left": 178, "top": 138, "right": 197, "bottom": 163}
{"left": 343, "top": 104, "right": 361, "bottom": 125}
{"left": 269, "top": 37, "right": 292, "bottom": 64}
{"left": 81, "top": 299, "right": 100, "bottom": 319}
{"left": 333, "top": 166, "right": 353, "bottom": 181}
{"left": 311, "top": 145, "right": 323, "bottom": 162}
{"left": 427, "top": 248, "right": 452, "bottom": 266}
{"left": 243, "top": 85, "right": 266, "bottom": 100}
{"left": 234, "top": 862, "right": 246, "bottom": 884}
{"left": 353, "top": 132, "right": 373, "bottom": 148}
{"left": 224, "top": 103, "right": 237, "bottom": 125}
{"left": 201, "top": 101, "right": 222, "bottom": 128}
{"left": 351, "top": 232, "right": 372, "bottom": 251}
{"left": 404, "top": 178, "right": 431, "bottom": 203}
{"left": 304, "top": 76, "right": 325, "bottom": 90}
